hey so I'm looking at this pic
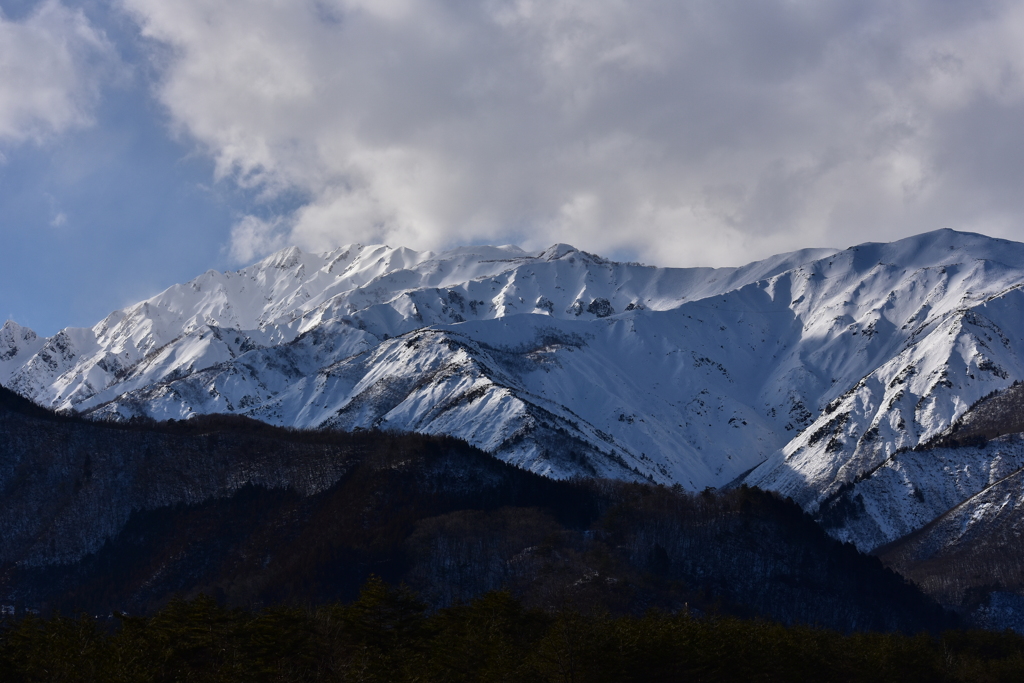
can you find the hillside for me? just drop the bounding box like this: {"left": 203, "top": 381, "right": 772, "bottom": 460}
{"left": 0, "top": 385, "right": 949, "bottom": 632}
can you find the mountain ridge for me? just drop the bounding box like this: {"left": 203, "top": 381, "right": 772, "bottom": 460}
{"left": 6, "top": 228, "right": 1024, "bottom": 564}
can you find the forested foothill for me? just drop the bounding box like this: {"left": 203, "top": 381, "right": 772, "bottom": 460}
{"left": 1, "top": 384, "right": 946, "bottom": 631}
{"left": 3, "top": 383, "right": 1024, "bottom": 678}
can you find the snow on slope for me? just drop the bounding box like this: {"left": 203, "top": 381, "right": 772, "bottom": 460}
{"left": 6, "top": 241, "right": 829, "bottom": 486}
{"left": 745, "top": 231, "right": 1024, "bottom": 534}
{"left": 873, "top": 435, "right": 1024, "bottom": 610}
{"left": 0, "top": 321, "right": 43, "bottom": 385}
{"left": 1, "top": 242, "right": 831, "bottom": 416}
{"left": 7, "top": 229, "right": 1024, "bottom": 553}
{"left": 819, "top": 436, "right": 1024, "bottom": 551}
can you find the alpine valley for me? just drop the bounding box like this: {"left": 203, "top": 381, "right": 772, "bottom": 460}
{"left": 6, "top": 227, "right": 1024, "bottom": 627}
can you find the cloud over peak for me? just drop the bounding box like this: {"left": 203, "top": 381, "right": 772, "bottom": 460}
{"left": 120, "top": 0, "right": 1024, "bottom": 266}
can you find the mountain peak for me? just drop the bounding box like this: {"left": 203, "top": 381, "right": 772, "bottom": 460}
{"left": 844, "top": 228, "right": 1020, "bottom": 266}
{"left": 1, "top": 320, "right": 43, "bottom": 384}
{"left": 2, "top": 319, "right": 33, "bottom": 334}
{"left": 539, "top": 243, "right": 579, "bottom": 260}
{"left": 259, "top": 245, "right": 306, "bottom": 270}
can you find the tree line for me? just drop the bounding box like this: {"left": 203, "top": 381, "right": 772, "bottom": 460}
{"left": 2, "top": 577, "right": 1023, "bottom": 683}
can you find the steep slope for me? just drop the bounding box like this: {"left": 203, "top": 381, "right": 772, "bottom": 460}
{"left": 791, "top": 381, "right": 1024, "bottom": 625}
{"left": 869, "top": 439, "right": 1024, "bottom": 631}
{"left": 877, "top": 453, "right": 1024, "bottom": 590}
{"left": 3, "top": 241, "right": 835, "bottom": 485}
{"left": 802, "top": 383, "right": 1024, "bottom": 551}
{"left": 745, "top": 233, "right": 1024, "bottom": 540}
{"left": 95, "top": 231, "right": 1024, "bottom": 496}
{"left": 0, "top": 321, "right": 43, "bottom": 386}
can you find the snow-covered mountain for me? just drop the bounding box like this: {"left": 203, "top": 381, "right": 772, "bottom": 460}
{"left": 5, "top": 228, "right": 1024, "bottom": 554}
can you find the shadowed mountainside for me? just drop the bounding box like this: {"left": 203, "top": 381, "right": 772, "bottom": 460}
{"left": 0, "top": 385, "right": 950, "bottom": 633}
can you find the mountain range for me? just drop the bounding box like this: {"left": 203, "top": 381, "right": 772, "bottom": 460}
{"left": 5, "top": 228, "right": 1024, "bottom": 621}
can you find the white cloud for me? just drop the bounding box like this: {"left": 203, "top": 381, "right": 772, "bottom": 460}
{"left": 0, "top": 1, "right": 118, "bottom": 142}
{"left": 228, "top": 214, "right": 287, "bottom": 263}
{"left": 121, "top": 0, "right": 1024, "bottom": 265}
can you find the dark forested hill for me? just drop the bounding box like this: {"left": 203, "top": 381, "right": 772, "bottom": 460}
{"left": 0, "top": 385, "right": 952, "bottom": 632}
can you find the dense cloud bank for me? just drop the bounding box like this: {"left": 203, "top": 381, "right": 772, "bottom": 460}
{"left": 118, "top": 0, "right": 1024, "bottom": 264}
{"left": 4, "top": 1, "right": 1024, "bottom": 333}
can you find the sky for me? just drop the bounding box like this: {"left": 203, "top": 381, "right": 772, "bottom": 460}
{"left": 2, "top": 0, "right": 1024, "bottom": 336}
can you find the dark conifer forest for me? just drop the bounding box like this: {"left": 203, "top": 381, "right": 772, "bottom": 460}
{"left": 4, "top": 581, "right": 1024, "bottom": 682}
